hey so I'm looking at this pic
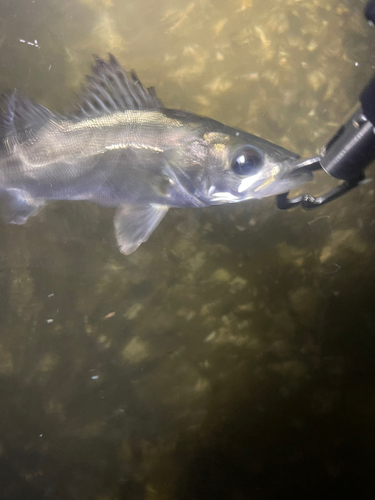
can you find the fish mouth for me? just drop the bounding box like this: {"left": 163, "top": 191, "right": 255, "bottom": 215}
{"left": 273, "top": 156, "right": 317, "bottom": 194}
{"left": 288, "top": 155, "right": 322, "bottom": 176}
{"left": 236, "top": 156, "right": 316, "bottom": 200}
{"left": 279, "top": 155, "right": 321, "bottom": 192}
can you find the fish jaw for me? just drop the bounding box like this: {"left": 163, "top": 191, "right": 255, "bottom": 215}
{"left": 234, "top": 158, "right": 314, "bottom": 201}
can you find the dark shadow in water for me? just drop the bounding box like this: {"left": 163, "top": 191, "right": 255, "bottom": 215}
{"left": 0, "top": 456, "right": 51, "bottom": 500}
{"left": 0, "top": 372, "right": 154, "bottom": 500}
{"left": 173, "top": 261, "right": 375, "bottom": 500}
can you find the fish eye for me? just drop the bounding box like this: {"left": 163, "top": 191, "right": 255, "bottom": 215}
{"left": 231, "top": 146, "right": 263, "bottom": 176}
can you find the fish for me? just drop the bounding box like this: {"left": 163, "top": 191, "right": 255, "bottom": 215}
{"left": 0, "top": 54, "right": 311, "bottom": 254}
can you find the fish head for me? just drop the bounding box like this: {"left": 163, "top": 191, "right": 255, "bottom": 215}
{"left": 197, "top": 127, "right": 313, "bottom": 205}
{"left": 163, "top": 113, "right": 312, "bottom": 207}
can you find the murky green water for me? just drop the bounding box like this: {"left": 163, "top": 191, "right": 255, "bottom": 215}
{"left": 0, "top": 0, "right": 375, "bottom": 498}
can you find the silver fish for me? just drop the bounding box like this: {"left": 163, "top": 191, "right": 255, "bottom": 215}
{"left": 0, "top": 54, "right": 311, "bottom": 254}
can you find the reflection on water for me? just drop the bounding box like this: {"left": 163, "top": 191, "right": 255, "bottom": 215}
{"left": 0, "top": 0, "right": 375, "bottom": 498}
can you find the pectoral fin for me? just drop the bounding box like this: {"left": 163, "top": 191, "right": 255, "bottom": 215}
{"left": 1, "top": 189, "right": 45, "bottom": 224}
{"left": 114, "top": 204, "right": 169, "bottom": 255}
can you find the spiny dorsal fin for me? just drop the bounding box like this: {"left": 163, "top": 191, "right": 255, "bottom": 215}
{"left": 71, "top": 54, "right": 163, "bottom": 119}
{"left": 0, "top": 90, "right": 54, "bottom": 138}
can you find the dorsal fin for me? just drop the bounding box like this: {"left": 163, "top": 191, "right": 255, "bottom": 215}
{"left": 70, "top": 54, "right": 163, "bottom": 119}
{"left": 0, "top": 90, "right": 54, "bottom": 138}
